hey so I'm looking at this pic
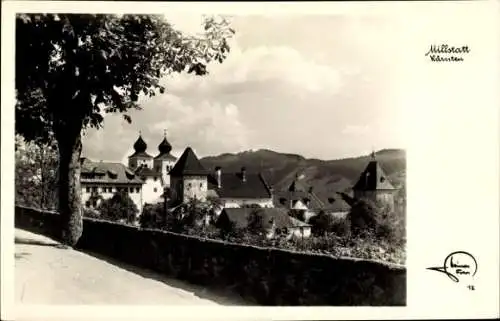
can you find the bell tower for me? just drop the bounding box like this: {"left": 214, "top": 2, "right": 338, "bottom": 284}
{"left": 153, "top": 129, "right": 177, "bottom": 187}
{"left": 128, "top": 132, "right": 153, "bottom": 170}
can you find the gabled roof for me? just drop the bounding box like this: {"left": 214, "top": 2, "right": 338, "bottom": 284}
{"left": 135, "top": 165, "right": 160, "bottom": 178}
{"left": 217, "top": 207, "right": 310, "bottom": 230}
{"left": 353, "top": 156, "right": 396, "bottom": 191}
{"left": 273, "top": 190, "right": 325, "bottom": 209}
{"left": 154, "top": 152, "right": 177, "bottom": 161}
{"left": 80, "top": 159, "right": 144, "bottom": 185}
{"left": 273, "top": 175, "right": 325, "bottom": 210}
{"left": 129, "top": 151, "right": 153, "bottom": 158}
{"left": 169, "top": 147, "right": 210, "bottom": 176}
{"left": 207, "top": 172, "right": 273, "bottom": 199}
{"left": 288, "top": 178, "right": 308, "bottom": 192}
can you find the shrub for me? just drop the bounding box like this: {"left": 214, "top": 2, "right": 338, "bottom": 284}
{"left": 83, "top": 207, "right": 100, "bottom": 219}
{"left": 347, "top": 199, "right": 405, "bottom": 245}
{"left": 309, "top": 211, "right": 333, "bottom": 236}
{"left": 139, "top": 203, "right": 165, "bottom": 229}
{"left": 98, "top": 190, "right": 138, "bottom": 224}
{"left": 330, "top": 216, "right": 351, "bottom": 238}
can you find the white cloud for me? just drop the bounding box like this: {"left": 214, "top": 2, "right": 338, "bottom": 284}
{"left": 341, "top": 124, "right": 370, "bottom": 136}
{"left": 82, "top": 93, "right": 250, "bottom": 162}
{"left": 165, "top": 40, "right": 344, "bottom": 97}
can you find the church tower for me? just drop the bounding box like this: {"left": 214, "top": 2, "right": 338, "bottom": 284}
{"left": 128, "top": 133, "right": 153, "bottom": 170}
{"left": 352, "top": 151, "right": 397, "bottom": 211}
{"left": 153, "top": 130, "right": 177, "bottom": 187}
{"left": 169, "top": 147, "right": 209, "bottom": 204}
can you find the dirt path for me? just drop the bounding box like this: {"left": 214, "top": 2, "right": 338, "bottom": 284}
{"left": 15, "top": 228, "right": 248, "bottom": 305}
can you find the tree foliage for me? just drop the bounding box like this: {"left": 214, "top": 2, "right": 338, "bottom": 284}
{"left": 98, "top": 190, "right": 138, "bottom": 224}
{"left": 309, "top": 210, "right": 333, "bottom": 236}
{"left": 15, "top": 134, "right": 59, "bottom": 210}
{"left": 139, "top": 202, "right": 165, "bottom": 229}
{"left": 16, "top": 14, "right": 235, "bottom": 135}
{"left": 347, "top": 199, "right": 405, "bottom": 244}
{"left": 15, "top": 14, "right": 235, "bottom": 246}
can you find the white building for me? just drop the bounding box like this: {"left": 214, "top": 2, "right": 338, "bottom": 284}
{"left": 80, "top": 158, "right": 145, "bottom": 214}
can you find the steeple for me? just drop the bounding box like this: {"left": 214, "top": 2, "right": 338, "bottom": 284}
{"left": 353, "top": 154, "right": 395, "bottom": 191}
{"left": 158, "top": 129, "right": 173, "bottom": 154}
{"left": 169, "top": 147, "right": 209, "bottom": 176}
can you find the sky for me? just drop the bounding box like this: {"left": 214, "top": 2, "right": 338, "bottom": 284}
{"left": 79, "top": 8, "right": 490, "bottom": 163}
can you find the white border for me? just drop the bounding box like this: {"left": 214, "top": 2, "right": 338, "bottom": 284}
{"left": 2, "top": 1, "right": 499, "bottom": 320}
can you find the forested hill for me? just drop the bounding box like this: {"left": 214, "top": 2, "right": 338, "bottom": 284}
{"left": 200, "top": 148, "right": 406, "bottom": 207}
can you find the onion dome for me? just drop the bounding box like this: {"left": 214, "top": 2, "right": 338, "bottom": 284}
{"left": 158, "top": 130, "right": 172, "bottom": 154}
{"left": 133, "top": 134, "right": 147, "bottom": 153}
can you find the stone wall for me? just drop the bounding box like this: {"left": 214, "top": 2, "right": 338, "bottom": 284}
{"left": 15, "top": 205, "right": 406, "bottom": 306}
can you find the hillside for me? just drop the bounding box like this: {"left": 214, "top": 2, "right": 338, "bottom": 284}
{"left": 200, "top": 149, "right": 406, "bottom": 209}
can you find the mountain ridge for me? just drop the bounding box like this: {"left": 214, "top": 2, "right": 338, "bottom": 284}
{"left": 200, "top": 148, "right": 406, "bottom": 210}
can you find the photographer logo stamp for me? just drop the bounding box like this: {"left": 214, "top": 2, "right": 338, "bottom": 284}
{"left": 427, "top": 251, "right": 477, "bottom": 290}
{"left": 425, "top": 44, "right": 470, "bottom": 62}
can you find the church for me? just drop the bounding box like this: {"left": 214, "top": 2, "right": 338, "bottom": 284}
{"left": 80, "top": 131, "right": 177, "bottom": 214}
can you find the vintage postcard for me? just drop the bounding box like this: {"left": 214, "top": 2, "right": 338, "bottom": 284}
{"left": 1, "top": 1, "right": 499, "bottom": 320}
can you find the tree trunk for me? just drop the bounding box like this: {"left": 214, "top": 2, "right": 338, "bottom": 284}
{"left": 56, "top": 132, "right": 83, "bottom": 247}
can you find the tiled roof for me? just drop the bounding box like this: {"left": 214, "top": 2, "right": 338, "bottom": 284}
{"left": 154, "top": 152, "right": 177, "bottom": 161}
{"left": 135, "top": 165, "right": 160, "bottom": 178}
{"left": 129, "top": 151, "right": 153, "bottom": 158}
{"left": 273, "top": 175, "right": 325, "bottom": 210}
{"left": 288, "top": 179, "right": 308, "bottom": 192}
{"left": 217, "top": 207, "right": 308, "bottom": 230}
{"left": 169, "top": 147, "right": 210, "bottom": 176}
{"left": 207, "top": 171, "right": 272, "bottom": 199}
{"left": 353, "top": 158, "right": 396, "bottom": 191}
{"left": 80, "top": 159, "right": 144, "bottom": 184}
{"left": 325, "top": 193, "right": 351, "bottom": 212}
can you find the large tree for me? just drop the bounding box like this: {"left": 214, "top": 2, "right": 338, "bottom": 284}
{"left": 15, "top": 14, "right": 234, "bottom": 246}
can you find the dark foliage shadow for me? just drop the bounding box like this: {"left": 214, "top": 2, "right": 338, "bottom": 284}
{"left": 15, "top": 252, "right": 31, "bottom": 260}
{"left": 15, "top": 236, "right": 67, "bottom": 249}
{"left": 81, "top": 249, "right": 252, "bottom": 306}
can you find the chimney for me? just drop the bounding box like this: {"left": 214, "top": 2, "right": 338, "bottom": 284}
{"left": 215, "top": 166, "right": 222, "bottom": 188}
{"left": 241, "top": 166, "right": 247, "bottom": 182}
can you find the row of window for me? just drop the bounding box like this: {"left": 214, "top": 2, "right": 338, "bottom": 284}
{"left": 85, "top": 186, "right": 141, "bottom": 194}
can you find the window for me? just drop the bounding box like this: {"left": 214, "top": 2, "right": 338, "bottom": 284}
{"left": 154, "top": 187, "right": 158, "bottom": 193}
{"left": 92, "top": 187, "right": 97, "bottom": 193}
{"left": 188, "top": 183, "right": 192, "bottom": 188}
{"left": 200, "top": 183, "right": 203, "bottom": 188}
{"left": 130, "top": 187, "right": 134, "bottom": 193}
{"left": 154, "top": 177, "right": 158, "bottom": 181}
{"left": 136, "top": 187, "right": 140, "bottom": 193}
{"left": 86, "top": 187, "right": 90, "bottom": 193}
{"left": 109, "top": 187, "right": 113, "bottom": 193}
{"left": 380, "top": 177, "right": 386, "bottom": 182}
